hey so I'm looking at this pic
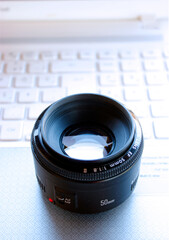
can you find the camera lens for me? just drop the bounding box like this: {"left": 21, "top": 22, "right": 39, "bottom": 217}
{"left": 31, "top": 94, "right": 143, "bottom": 213}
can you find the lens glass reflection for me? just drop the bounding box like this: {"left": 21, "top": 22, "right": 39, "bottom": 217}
{"left": 62, "top": 127, "right": 114, "bottom": 160}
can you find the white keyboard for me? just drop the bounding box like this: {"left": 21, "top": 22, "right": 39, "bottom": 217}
{"left": 0, "top": 48, "right": 169, "bottom": 148}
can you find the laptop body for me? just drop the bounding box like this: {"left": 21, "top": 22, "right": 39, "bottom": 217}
{"left": 0, "top": 0, "right": 169, "bottom": 239}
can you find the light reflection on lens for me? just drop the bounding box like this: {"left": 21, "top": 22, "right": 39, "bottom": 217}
{"left": 62, "top": 129, "right": 114, "bottom": 160}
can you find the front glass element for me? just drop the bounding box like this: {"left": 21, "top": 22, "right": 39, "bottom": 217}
{"left": 62, "top": 127, "right": 114, "bottom": 160}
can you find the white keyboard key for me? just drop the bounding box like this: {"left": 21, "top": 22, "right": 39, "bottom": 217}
{"left": 0, "top": 121, "right": 23, "bottom": 140}
{"left": 5, "top": 61, "right": 26, "bottom": 73}
{"left": 79, "top": 50, "right": 95, "bottom": 60}
{"left": 60, "top": 50, "right": 77, "bottom": 60}
{"left": 100, "top": 87, "right": 123, "bottom": 101}
{"left": 124, "top": 87, "right": 146, "bottom": 101}
{"left": 51, "top": 61, "right": 95, "bottom": 73}
{"left": 67, "top": 87, "right": 97, "bottom": 96}
{"left": 121, "top": 60, "right": 141, "bottom": 71}
{"left": 23, "top": 121, "right": 35, "bottom": 141}
{"left": 61, "top": 74, "right": 96, "bottom": 87}
{"left": 22, "top": 52, "right": 39, "bottom": 60}
{"left": 145, "top": 72, "right": 168, "bottom": 85}
{"left": 28, "top": 61, "right": 48, "bottom": 73}
{"left": 99, "top": 73, "right": 120, "bottom": 86}
{"left": 37, "top": 75, "right": 59, "bottom": 87}
{"left": 122, "top": 73, "right": 144, "bottom": 85}
{"left": 125, "top": 102, "right": 150, "bottom": 118}
{"left": 98, "top": 50, "right": 117, "bottom": 59}
{"left": 148, "top": 86, "right": 168, "bottom": 100}
{"left": 154, "top": 119, "right": 169, "bottom": 139}
{"left": 0, "top": 61, "right": 4, "bottom": 72}
{"left": 42, "top": 88, "right": 66, "bottom": 102}
{"left": 0, "top": 89, "right": 15, "bottom": 103}
{"left": 144, "top": 60, "right": 164, "bottom": 71}
{"left": 142, "top": 49, "right": 161, "bottom": 58}
{"left": 98, "top": 61, "right": 119, "bottom": 72}
{"left": 14, "top": 75, "right": 35, "bottom": 88}
{"left": 3, "top": 52, "right": 20, "bottom": 60}
{"left": 3, "top": 105, "right": 25, "bottom": 120}
{"left": 119, "top": 50, "right": 139, "bottom": 59}
{"left": 151, "top": 102, "right": 169, "bottom": 117}
{"left": 18, "top": 89, "right": 39, "bottom": 103}
{"left": 0, "top": 75, "right": 12, "bottom": 87}
{"left": 40, "top": 51, "right": 58, "bottom": 60}
{"left": 28, "top": 104, "right": 49, "bottom": 119}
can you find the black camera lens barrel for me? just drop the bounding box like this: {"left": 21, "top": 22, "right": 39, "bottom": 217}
{"left": 31, "top": 94, "right": 143, "bottom": 213}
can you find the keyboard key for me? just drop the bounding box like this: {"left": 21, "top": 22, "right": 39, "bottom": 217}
{"left": 18, "top": 89, "right": 39, "bottom": 103}
{"left": 99, "top": 73, "right": 120, "bottom": 86}
{"left": 143, "top": 60, "right": 164, "bottom": 71}
{"left": 148, "top": 86, "right": 169, "bottom": 100}
{"left": 64, "top": 74, "right": 97, "bottom": 94}
{"left": 124, "top": 87, "right": 147, "bottom": 101}
{"left": 0, "top": 75, "right": 12, "bottom": 87}
{"left": 68, "top": 87, "right": 97, "bottom": 96}
{"left": 98, "top": 51, "right": 117, "bottom": 59}
{"left": 3, "top": 52, "right": 20, "bottom": 61}
{"left": 14, "top": 75, "right": 35, "bottom": 88}
{"left": 122, "top": 73, "right": 144, "bottom": 85}
{"left": 3, "top": 105, "right": 25, "bottom": 120}
{"left": 126, "top": 102, "right": 150, "bottom": 118}
{"left": 42, "top": 88, "right": 66, "bottom": 102}
{"left": 100, "top": 87, "right": 123, "bottom": 101}
{"left": 5, "top": 61, "right": 26, "bottom": 73}
{"left": 28, "top": 61, "right": 48, "bottom": 73}
{"left": 98, "top": 61, "right": 119, "bottom": 72}
{"left": 121, "top": 60, "right": 141, "bottom": 71}
{"left": 151, "top": 102, "right": 169, "bottom": 117}
{"left": 153, "top": 119, "right": 169, "bottom": 139}
{"left": 51, "top": 61, "right": 95, "bottom": 73}
{"left": 23, "top": 121, "right": 35, "bottom": 141}
{"left": 61, "top": 74, "right": 96, "bottom": 87}
{"left": 28, "top": 104, "right": 49, "bottom": 119}
{"left": 37, "top": 75, "right": 59, "bottom": 87}
{"left": 119, "top": 50, "right": 139, "bottom": 59}
{"left": 0, "top": 61, "right": 4, "bottom": 72}
{"left": 0, "top": 121, "right": 23, "bottom": 140}
{"left": 79, "top": 50, "right": 95, "bottom": 60}
{"left": 40, "top": 51, "right": 58, "bottom": 60}
{"left": 145, "top": 72, "right": 168, "bottom": 85}
{"left": 22, "top": 52, "right": 39, "bottom": 60}
{"left": 60, "top": 50, "right": 77, "bottom": 60}
{"left": 0, "top": 89, "right": 15, "bottom": 103}
{"left": 142, "top": 49, "right": 161, "bottom": 58}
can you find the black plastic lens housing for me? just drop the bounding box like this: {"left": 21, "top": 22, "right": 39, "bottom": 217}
{"left": 31, "top": 94, "right": 144, "bottom": 213}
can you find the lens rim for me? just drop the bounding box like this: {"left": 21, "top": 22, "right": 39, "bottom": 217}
{"left": 40, "top": 94, "right": 135, "bottom": 165}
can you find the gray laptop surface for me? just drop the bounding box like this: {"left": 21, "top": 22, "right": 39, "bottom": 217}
{"left": 0, "top": 0, "right": 169, "bottom": 239}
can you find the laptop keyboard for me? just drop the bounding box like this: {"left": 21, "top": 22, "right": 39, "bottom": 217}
{"left": 0, "top": 48, "right": 169, "bottom": 148}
